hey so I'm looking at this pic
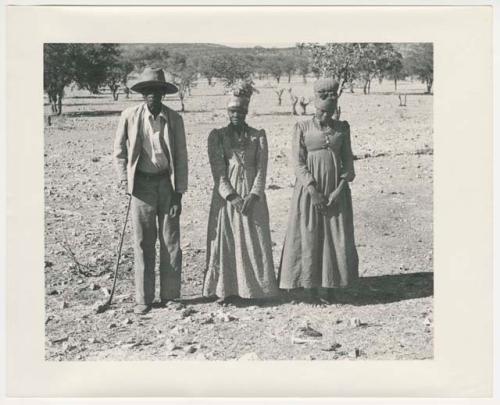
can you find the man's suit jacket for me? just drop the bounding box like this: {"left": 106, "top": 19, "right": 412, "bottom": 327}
{"left": 113, "top": 103, "right": 188, "bottom": 195}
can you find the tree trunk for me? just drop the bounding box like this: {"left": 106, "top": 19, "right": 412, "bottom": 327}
{"left": 207, "top": 77, "right": 212, "bottom": 86}
{"left": 350, "top": 82, "right": 354, "bottom": 93}
{"left": 335, "top": 106, "right": 341, "bottom": 120}
{"left": 394, "top": 78, "right": 397, "bottom": 92}
{"left": 288, "top": 73, "right": 292, "bottom": 83}
{"left": 291, "top": 99, "right": 298, "bottom": 115}
{"left": 426, "top": 78, "right": 433, "bottom": 94}
{"left": 56, "top": 90, "right": 63, "bottom": 115}
{"left": 302, "top": 74, "right": 307, "bottom": 84}
{"left": 278, "top": 96, "right": 282, "bottom": 106}
{"left": 367, "top": 80, "right": 371, "bottom": 94}
{"left": 179, "top": 94, "right": 185, "bottom": 112}
{"left": 363, "top": 81, "right": 368, "bottom": 95}
{"left": 276, "top": 76, "right": 280, "bottom": 84}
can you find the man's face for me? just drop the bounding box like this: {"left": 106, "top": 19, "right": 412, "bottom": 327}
{"left": 143, "top": 90, "right": 164, "bottom": 110}
{"left": 228, "top": 107, "right": 247, "bottom": 127}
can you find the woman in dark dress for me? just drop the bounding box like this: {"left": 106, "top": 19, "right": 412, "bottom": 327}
{"left": 278, "top": 78, "right": 359, "bottom": 305}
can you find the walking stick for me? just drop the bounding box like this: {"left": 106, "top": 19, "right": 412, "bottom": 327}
{"left": 95, "top": 193, "right": 132, "bottom": 314}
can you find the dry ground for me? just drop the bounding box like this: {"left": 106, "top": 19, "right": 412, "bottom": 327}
{"left": 44, "top": 77, "right": 433, "bottom": 360}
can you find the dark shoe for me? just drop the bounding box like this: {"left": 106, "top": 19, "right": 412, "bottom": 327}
{"left": 159, "top": 299, "right": 171, "bottom": 307}
{"left": 134, "top": 304, "right": 151, "bottom": 314}
{"left": 216, "top": 296, "right": 237, "bottom": 306}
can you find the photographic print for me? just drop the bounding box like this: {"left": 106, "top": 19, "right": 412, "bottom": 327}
{"left": 43, "top": 41, "right": 434, "bottom": 361}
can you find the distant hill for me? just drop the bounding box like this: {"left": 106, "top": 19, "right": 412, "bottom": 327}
{"left": 119, "top": 43, "right": 299, "bottom": 61}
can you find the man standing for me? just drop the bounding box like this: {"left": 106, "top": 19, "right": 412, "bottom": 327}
{"left": 113, "top": 67, "right": 188, "bottom": 314}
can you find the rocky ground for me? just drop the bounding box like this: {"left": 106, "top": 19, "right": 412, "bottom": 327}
{"left": 44, "top": 77, "right": 433, "bottom": 361}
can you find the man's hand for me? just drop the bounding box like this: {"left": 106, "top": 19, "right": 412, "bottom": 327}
{"left": 227, "top": 193, "right": 244, "bottom": 213}
{"left": 169, "top": 192, "right": 182, "bottom": 217}
{"left": 241, "top": 193, "right": 258, "bottom": 216}
{"left": 120, "top": 180, "right": 129, "bottom": 195}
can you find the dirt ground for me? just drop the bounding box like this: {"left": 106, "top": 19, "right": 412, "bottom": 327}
{"left": 44, "top": 77, "right": 433, "bottom": 361}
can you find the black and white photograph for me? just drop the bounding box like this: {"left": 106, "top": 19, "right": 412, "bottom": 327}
{"left": 5, "top": 3, "right": 495, "bottom": 400}
{"left": 43, "top": 41, "right": 434, "bottom": 361}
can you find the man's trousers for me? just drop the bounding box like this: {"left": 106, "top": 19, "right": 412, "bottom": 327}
{"left": 131, "top": 172, "right": 182, "bottom": 305}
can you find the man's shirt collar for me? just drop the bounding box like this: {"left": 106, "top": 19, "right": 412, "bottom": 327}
{"left": 144, "top": 104, "right": 168, "bottom": 121}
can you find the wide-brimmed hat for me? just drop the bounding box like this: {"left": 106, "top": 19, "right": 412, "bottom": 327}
{"left": 130, "top": 67, "right": 178, "bottom": 95}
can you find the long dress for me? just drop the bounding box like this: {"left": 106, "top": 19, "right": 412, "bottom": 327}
{"left": 203, "top": 124, "right": 279, "bottom": 299}
{"left": 278, "top": 117, "right": 359, "bottom": 289}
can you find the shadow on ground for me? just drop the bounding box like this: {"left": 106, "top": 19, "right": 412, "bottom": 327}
{"left": 178, "top": 272, "right": 433, "bottom": 308}
{"left": 63, "top": 110, "right": 122, "bottom": 118}
{"left": 334, "top": 272, "right": 433, "bottom": 306}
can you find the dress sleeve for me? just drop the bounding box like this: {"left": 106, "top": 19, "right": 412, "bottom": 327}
{"left": 207, "top": 129, "right": 237, "bottom": 200}
{"left": 250, "top": 130, "right": 268, "bottom": 199}
{"left": 340, "top": 121, "right": 356, "bottom": 182}
{"left": 292, "top": 122, "right": 316, "bottom": 187}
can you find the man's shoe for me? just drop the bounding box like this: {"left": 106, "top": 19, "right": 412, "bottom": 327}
{"left": 134, "top": 304, "right": 151, "bottom": 314}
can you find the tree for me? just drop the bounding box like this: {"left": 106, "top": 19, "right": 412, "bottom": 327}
{"left": 44, "top": 44, "right": 73, "bottom": 115}
{"left": 44, "top": 43, "right": 121, "bottom": 115}
{"left": 196, "top": 54, "right": 218, "bottom": 86}
{"left": 299, "top": 97, "right": 310, "bottom": 115}
{"left": 106, "top": 66, "right": 123, "bottom": 101}
{"left": 281, "top": 55, "right": 296, "bottom": 83}
{"left": 274, "top": 88, "right": 284, "bottom": 106}
{"left": 306, "top": 43, "right": 365, "bottom": 96}
{"left": 356, "top": 43, "right": 401, "bottom": 94}
{"left": 210, "top": 53, "right": 253, "bottom": 87}
{"left": 305, "top": 42, "right": 407, "bottom": 95}
{"left": 383, "top": 55, "right": 405, "bottom": 92}
{"left": 295, "top": 55, "right": 310, "bottom": 83}
{"left": 262, "top": 55, "right": 283, "bottom": 83}
{"left": 404, "top": 43, "right": 433, "bottom": 93}
{"left": 71, "top": 44, "right": 121, "bottom": 94}
{"left": 288, "top": 88, "right": 299, "bottom": 115}
{"left": 166, "top": 52, "right": 198, "bottom": 112}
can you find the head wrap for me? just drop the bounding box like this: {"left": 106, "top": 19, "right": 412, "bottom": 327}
{"left": 313, "top": 78, "right": 340, "bottom": 112}
{"left": 227, "top": 95, "right": 250, "bottom": 111}
{"left": 313, "top": 78, "right": 340, "bottom": 94}
{"left": 226, "top": 79, "right": 256, "bottom": 111}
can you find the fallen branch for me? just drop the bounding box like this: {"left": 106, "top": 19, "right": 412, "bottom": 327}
{"left": 58, "top": 230, "right": 108, "bottom": 278}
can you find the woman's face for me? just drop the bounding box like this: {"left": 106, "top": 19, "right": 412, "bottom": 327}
{"left": 228, "top": 107, "right": 247, "bottom": 127}
{"left": 317, "top": 89, "right": 338, "bottom": 101}
{"left": 315, "top": 107, "right": 335, "bottom": 124}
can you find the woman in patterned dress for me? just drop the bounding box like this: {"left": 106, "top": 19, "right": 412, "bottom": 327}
{"left": 278, "top": 78, "right": 359, "bottom": 305}
{"left": 203, "top": 82, "right": 278, "bottom": 304}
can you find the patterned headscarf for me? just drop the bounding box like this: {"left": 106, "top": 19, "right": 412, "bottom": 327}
{"left": 314, "top": 78, "right": 339, "bottom": 112}
{"left": 226, "top": 79, "right": 256, "bottom": 111}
